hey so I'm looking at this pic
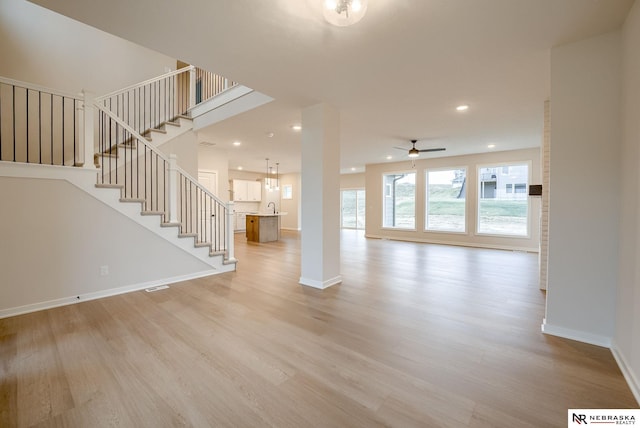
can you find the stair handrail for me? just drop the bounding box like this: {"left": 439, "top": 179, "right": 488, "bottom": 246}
{"left": 95, "top": 101, "right": 233, "bottom": 260}
{"left": 93, "top": 103, "right": 226, "bottom": 206}
{"left": 94, "top": 66, "right": 194, "bottom": 103}
{"left": 0, "top": 76, "right": 83, "bottom": 101}
{"left": 0, "top": 75, "right": 86, "bottom": 166}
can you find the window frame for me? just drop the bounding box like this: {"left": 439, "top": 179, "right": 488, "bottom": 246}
{"left": 424, "top": 166, "right": 468, "bottom": 234}
{"left": 476, "top": 161, "right": 531, "bottom": 238}
{"left": 381, "top": 170, "right": 417, "bottom": 230}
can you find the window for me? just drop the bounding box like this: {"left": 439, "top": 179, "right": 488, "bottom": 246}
{"left": 477, "top": 164, "right": 529, "bottom": 236}
{"left": 341, "top": 189, "right": 365, "bottom": 229}
{"left": 425, "top": 168, "right": 466, "bottom": 232}
{"left": 282, "top": 184, "right": 293, "bottom": 200}
{"left": 383, "top": 172, "right": 415, "bottom": 229}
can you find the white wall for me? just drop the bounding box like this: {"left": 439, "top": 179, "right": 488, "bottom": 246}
{"left": 365, "top": 148, "right": 541, "bottom": 252}
{"left": 0, "top": 0, "right": 175, "bottom": 94}
{"left": 544, "top": 31, "right": 622, "bottom": 346}
{"left": 0, "top": 175, "right": 213, "bottom": 315}
{"left": 340, "top": 172, "right": 365, "bottom": 189}
{"left": 159, "top": 131, "right": 199, "bottom": 178}
{"left": 279, "top": 172, "right": 301, "bottom": 230}
{"left": 616, "top": 1, "right": 640, "bottom": 402}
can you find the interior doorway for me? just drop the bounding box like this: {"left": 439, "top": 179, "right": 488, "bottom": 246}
{"left": 341, "top": 189, "right": 365, "bottom": 229}
{"left": 198, "top": 170, "right": 218, "bottom": 197}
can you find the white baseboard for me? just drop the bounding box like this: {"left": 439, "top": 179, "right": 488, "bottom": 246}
{"left": 541, "top": 320, "right": 612, "bottom": 348}
{"left": 0, "top": 270, "right": 218, "bottom": 319}
{"left": 299, "top": 275, "right": 342, "bottom": 289}
{"left": 365, "top": 233, "right": 539, "bottom": 253}
{"left": 611, "top": 341, "right": 640, "bottom": 406}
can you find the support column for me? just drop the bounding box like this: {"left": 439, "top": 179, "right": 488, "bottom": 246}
{"left": 299, "top": 103, "right": 341, "bottom": 289}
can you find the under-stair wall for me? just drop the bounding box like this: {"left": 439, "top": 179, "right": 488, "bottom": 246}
{"left": 0, "top": 163, "right": 219, "bottom": 318}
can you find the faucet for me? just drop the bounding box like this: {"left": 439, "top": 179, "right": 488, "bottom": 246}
{"left": 267, "top": 202, "right": 276, "bottom": 214}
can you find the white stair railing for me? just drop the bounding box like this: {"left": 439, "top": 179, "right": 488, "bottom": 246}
{"left": 91, "top": 65, "right": 238, "bottom": 261}
{"left": 94, "top": 103, "right": 234, "bottom": 259}
{"left": 0, "top": 76, "right": 84, "bottom": 167}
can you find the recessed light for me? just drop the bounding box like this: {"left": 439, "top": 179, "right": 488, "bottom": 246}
{"left": 456, "top": 105, "right": 469, "bottom": 112}
{"left": 291, "top": 124, "right": 302, "bottom": 131}
{"left": 267, "top": 132, "right": 275, "bottom": 138}
{"left": 351, "top": 167, "right": 356, "bottom": 171}
{"left": 386, "top": 155, "right": 393, "bottom": 160}
{"left": 237, "top": 166, "right": 243, "bottom": 170}
{"left": 487, "top": 144, "right": 496, "bottom": 149}
{"left": 233, "top": 141, "right": 241, "bottom": 146}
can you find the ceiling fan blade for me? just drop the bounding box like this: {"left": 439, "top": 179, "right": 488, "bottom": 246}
{"left": 418, "top": 148, "right": 446, "bottom": 153}
{"left": 393, "top": 146, "right": 409, "bottom": 151}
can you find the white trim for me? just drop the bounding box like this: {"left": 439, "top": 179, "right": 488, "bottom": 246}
{"left": 0, "top": 75, "right": 82, "bottom": 100}
{"left": 540, "top": 320, "right": 612, "bottom": 348}
{"left": 95, "top": 66, "right": 193, "bottom": 102}
{"left": 299, "top": 275, "right": 342, "bottom": 289}
{"left": 0, "top": 162, "right": 234, "bottom": 269}
{"left": 365, "top": 233, "right": 539, "bottom": 253}
{"left": 611, "top": 341, "right": 640, "bottom": 405}
{"left": 0, "top": 270, "right": 218, "bottom": 319}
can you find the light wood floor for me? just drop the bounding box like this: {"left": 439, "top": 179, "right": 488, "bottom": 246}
{"left": 1, "top": 230, "right": 637, "bottom": 427}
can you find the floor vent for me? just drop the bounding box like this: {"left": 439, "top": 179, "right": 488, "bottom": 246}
{"left": 145, "top": 285, "right": 170, "bottom": 293}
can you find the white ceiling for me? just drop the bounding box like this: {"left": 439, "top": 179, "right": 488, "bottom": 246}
{"left": 31, "top": 0, "right": 635, "bottom": 174}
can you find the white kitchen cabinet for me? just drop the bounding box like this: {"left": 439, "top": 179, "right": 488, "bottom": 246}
{"left": 247, "top": 181, "right": 262, "bottom": 201}
{"left": 233, "top": 180, "right": 247, "bottom": 201}
{"left": 233, "top": 180, "right": 262, "bottom": 202}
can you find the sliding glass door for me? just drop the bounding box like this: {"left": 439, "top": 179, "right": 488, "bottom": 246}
{"left": 341, "top": 189, "right": 366, "bottom": 229}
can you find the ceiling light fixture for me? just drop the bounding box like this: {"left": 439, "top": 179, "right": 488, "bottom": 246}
{"left": 386, "top": 155, "right": 393, "bottom": 160}
{"left": 291, "top": 124, "right": 302, "bottom": 131}
{"left": 456, "top": 105, "right": 469, "bottom": 112}
{"left": 233, "top": 141, "right": 241, "bottom": 146}
{"left": 487, "top": 144, "right": 496, "bottom": 149}
{"left": 265, "top": 158, "right": 271, "bottom": 190}
{"left": 323, "top": 0, "right": 368, "bottom": 27}
{"left": 237, "top": 166, "right": 243, "bottom": 170}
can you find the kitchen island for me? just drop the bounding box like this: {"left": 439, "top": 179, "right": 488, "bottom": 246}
{"left": 246, "top": 213, "right": 287, "bottom": 242}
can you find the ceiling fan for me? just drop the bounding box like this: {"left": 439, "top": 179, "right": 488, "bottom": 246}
{"left": 395, "top": 140, "right": 446, "bottom": 158}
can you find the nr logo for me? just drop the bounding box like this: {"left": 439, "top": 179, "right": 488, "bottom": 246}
{"left": 573, "top": 413, "right": 588, "bottom": 424}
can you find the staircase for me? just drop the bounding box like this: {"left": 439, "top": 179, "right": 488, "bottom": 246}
{"left": 0, "top": 66, "right": 240, "bottom": 276}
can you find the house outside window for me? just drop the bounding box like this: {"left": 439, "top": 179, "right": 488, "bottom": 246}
{"left": 425, "top": 168, "right": 466, "bottom": 233}
{"left": 477, "top": 163, "right": 529, "bottom": 236}
{"left": 383, "top": 172, "right": 415, "bottom": 229}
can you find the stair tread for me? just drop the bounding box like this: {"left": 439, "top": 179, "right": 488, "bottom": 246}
{"left": 96, "top": 183, "right": 124, "bottom": 189}
{"left": 178, "top": 233, "right": 198, "bottom": 238}
{"left": 161, "top": 222, "right": 181, "bottom": 228}
{"left": 119, "top": 198, "right": 145, "bottom": 203}
{"left": 141, "top": 211, "right": 165, "bottom": 216}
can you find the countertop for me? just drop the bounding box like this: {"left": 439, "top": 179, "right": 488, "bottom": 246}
{"left": 246, "top": 212, "right": 288, "bottom": 217}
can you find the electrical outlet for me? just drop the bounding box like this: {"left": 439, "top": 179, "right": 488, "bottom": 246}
{"left": 100, "top": 265, "right": 109, "bottom": 276}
